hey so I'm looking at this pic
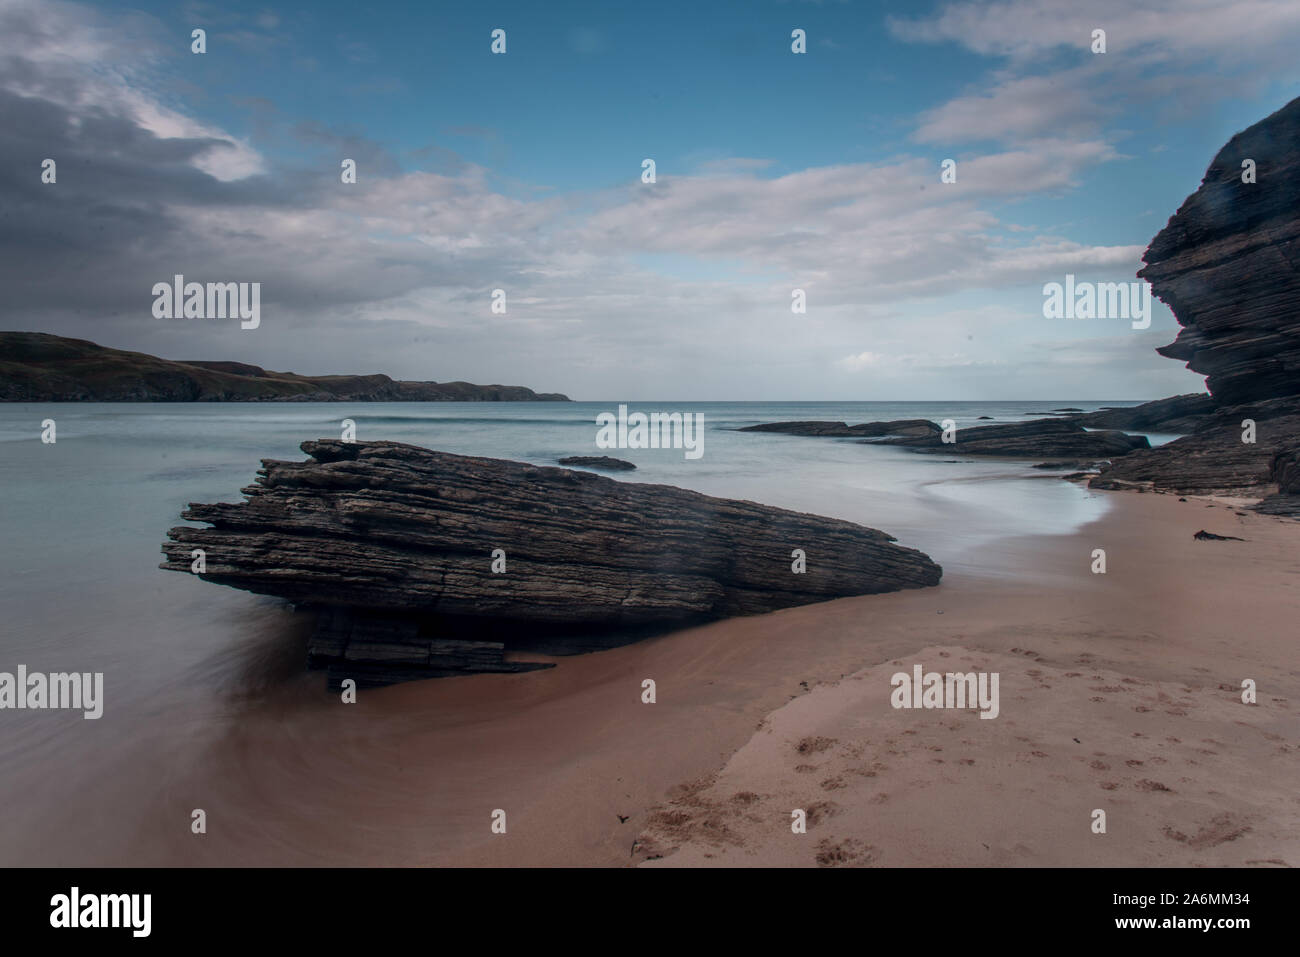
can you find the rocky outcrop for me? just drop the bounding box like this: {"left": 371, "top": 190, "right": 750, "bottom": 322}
{"left": 161, "top": 440, "right": 941, "bottom": 686}
{"left": 738, "top": 419, "right": 940, "bottom": 438}
{"left": 1138, "top": 97, "right": 1300, "bottom": 406}
{"left": 0, "top": 332, "right": 569, "bottom": 402}
{"left": 738, "top": 416, "right": 1147, "bottom": 457}
{"left": 1085, "top": 97, "right": 1300, "bottom": 504}
{"left": 1091, "top": 397, "right": 1300, "bottom": 495}
{"left": 1069, "top": 394, "right": 1216, "bottom": 433}
{"left": 874, "top": 419, "right": 1150, "bottom": 458}
{"left": 557, "top": 456, "right": 637, "bottom": 471}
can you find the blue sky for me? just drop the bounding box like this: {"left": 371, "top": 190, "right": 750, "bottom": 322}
{"left": 5, "top": 0, "right": 1300, "bottom": 398}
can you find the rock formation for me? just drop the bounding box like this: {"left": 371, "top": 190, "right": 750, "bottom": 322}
{"left": 1138, "top": 97, "right": 1300, "bottom": 406}
{"left": 0, "top": 332, "right": 569, "bottom": 402}
{"left": 1092, "top": 396, "right": 1300, "bottom": 495}
{"left": 1069, "top": 394, "right": 1216, "bottom": 433}
{"left": 873, "top": 419, "right": 1149, "bottom": 458}
{"left": 738, "top": 416, "right": 1147, "bottom": 457}
{"left": 1090, "top": 96, "right": 1300, "bottom": 501}
{"left": 557, "top": 455, "right": 637, "bottom": 471}
{"left": 161, "top": 440, "right": 941, "bottom": 686}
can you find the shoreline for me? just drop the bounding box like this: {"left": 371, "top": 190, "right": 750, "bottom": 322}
{"left": 78, "top": 485, "right": 1294, "bottom": 868}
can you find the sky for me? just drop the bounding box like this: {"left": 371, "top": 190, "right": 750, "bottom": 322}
{"left": 3, "top": 0, "right": 1299, "bottom": 400}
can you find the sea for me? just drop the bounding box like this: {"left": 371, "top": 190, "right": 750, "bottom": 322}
{"left": 0, "top": 399, "right": 1173, "bottom": 864}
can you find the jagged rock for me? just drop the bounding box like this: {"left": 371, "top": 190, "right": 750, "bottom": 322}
{"left": 738, "top": 419, "right": 940, "bottom": 438}
{"left": 1069, "top": 394, "right": 1216, "bottom": 433}
{"left": 1252, "top": 494, "right": 1300, "bottom": 518}
{"left": 872, "top": 419, "right": 1149, "bottom": 458}
{"left": 1271, "top": 447, "right": 1300, "bottom": 493}
{"left": 557, "top": 455, "right": 637, "bottom": 471}
{"left": 1139, "top": 97, "right": 1300, "bottom": 405}
{"left": 161, "top": 440, "right": 941, "bottom": 683}
{"left": 1091, "top": 398, "right": 1300, "bottom": 494}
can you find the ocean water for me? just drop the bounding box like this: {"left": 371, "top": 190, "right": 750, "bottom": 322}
{"left": 0, "top": 399, "right": 1160, "bottom": 863}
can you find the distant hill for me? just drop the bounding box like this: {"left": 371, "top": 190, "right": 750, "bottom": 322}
{"left": 0, "top": 332, "right": 570, "bottom": 402}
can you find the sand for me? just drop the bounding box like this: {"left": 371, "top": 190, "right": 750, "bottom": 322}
{"left": 630, "top": 491, "right": 1300, "bottom": 867}
{"left": 83, "top": 487, "right": 1300, "bottom": 867}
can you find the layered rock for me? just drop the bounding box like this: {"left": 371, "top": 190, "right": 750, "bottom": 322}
{"left": 1138, "top": 97, "right": 1300, "bottom": 406}
{"left": 1069, "top": 394, "right": 1216, "bottom": 433}
{"left": 874, "top": 419, "right": 1149, "bottom": 458}
{"left": 161, "top": 440, "right": 941, "bottom": 685}
{"left": 0, "top": 332, "right": 569, "bottom": 402}
{"left": 1092, "top": 397, "right": 1300, "bottom": 495}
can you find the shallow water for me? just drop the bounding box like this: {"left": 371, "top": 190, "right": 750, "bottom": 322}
{"left": 0, "top": 399, "right": 1157, "bottom": 864}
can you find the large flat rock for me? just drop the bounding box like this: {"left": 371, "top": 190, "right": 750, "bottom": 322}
{"left": 161, "top": 440, "right": 941, "bottom": 683}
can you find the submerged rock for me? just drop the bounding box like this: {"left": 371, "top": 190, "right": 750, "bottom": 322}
{"left": 161, "top": 440, "right": 941, "bottom": 686}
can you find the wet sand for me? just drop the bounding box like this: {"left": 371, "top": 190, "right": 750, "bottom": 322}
{"left": 9, "top": 488, "right": 1297, "bottom": 866}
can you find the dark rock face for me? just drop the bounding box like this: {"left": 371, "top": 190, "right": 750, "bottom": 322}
{"left": 874, "top": 419, "right": 1150, "bottom": 458}
{"left": 1070, "top": 394, "right": 1216, "bottom": 433}
{"left": 1139, "top": 97, "right": 1300, "bottom": 406}
{"left": 1092, "top": 392, "right": 1300, "bottom": 495}
{"left": 0, "top": 332, "right": 569, "bottom": 402}
{"left": 1271, "top": 447, "right": 1300, "bottom": 494}
{"left": 161, "top": 440, "right": 941, "bottom": 684}
{"left": 557, "top": 455, "right": 636, "bottom": 471}
{"left": 738, "top": 419, "right": 940, "bottom": 438}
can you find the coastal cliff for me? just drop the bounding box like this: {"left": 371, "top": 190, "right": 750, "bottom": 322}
{"left": 1092, "top": 97, "right": 1300, "bottom": 497}
{"left": 0, "top": 332, "right": 569, "bottom": 402}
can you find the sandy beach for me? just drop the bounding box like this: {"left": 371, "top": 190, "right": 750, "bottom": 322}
{"left": 78, "top": 484, "right": 1287, "bottom": 868}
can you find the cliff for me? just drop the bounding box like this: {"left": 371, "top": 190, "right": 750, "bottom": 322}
{"left": 1139, "top": 97, "right": 1300, "bottom": 405}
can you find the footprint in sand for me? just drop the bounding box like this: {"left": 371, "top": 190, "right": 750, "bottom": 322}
{"left": 795, "top": 736, "right": 837, "bottom": 756}
{"left": 1163, "top": 813, "right": 1251, "bottom": 848}
{"left": 815, "top": 837, "right": 876, "bottom": 867}
{"left": 804, "top": 801, "right": 840, "bottom": 826}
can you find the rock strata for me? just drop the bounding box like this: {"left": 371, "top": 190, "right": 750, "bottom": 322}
{"left": 1138, "top": 97, "right": 1300, "bottom": 406}
{"left": 873, "top": 419, "right": 1150, "bottom": 458}
{"left": 161, "top": 440, "right": 941, "bottom": 684}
